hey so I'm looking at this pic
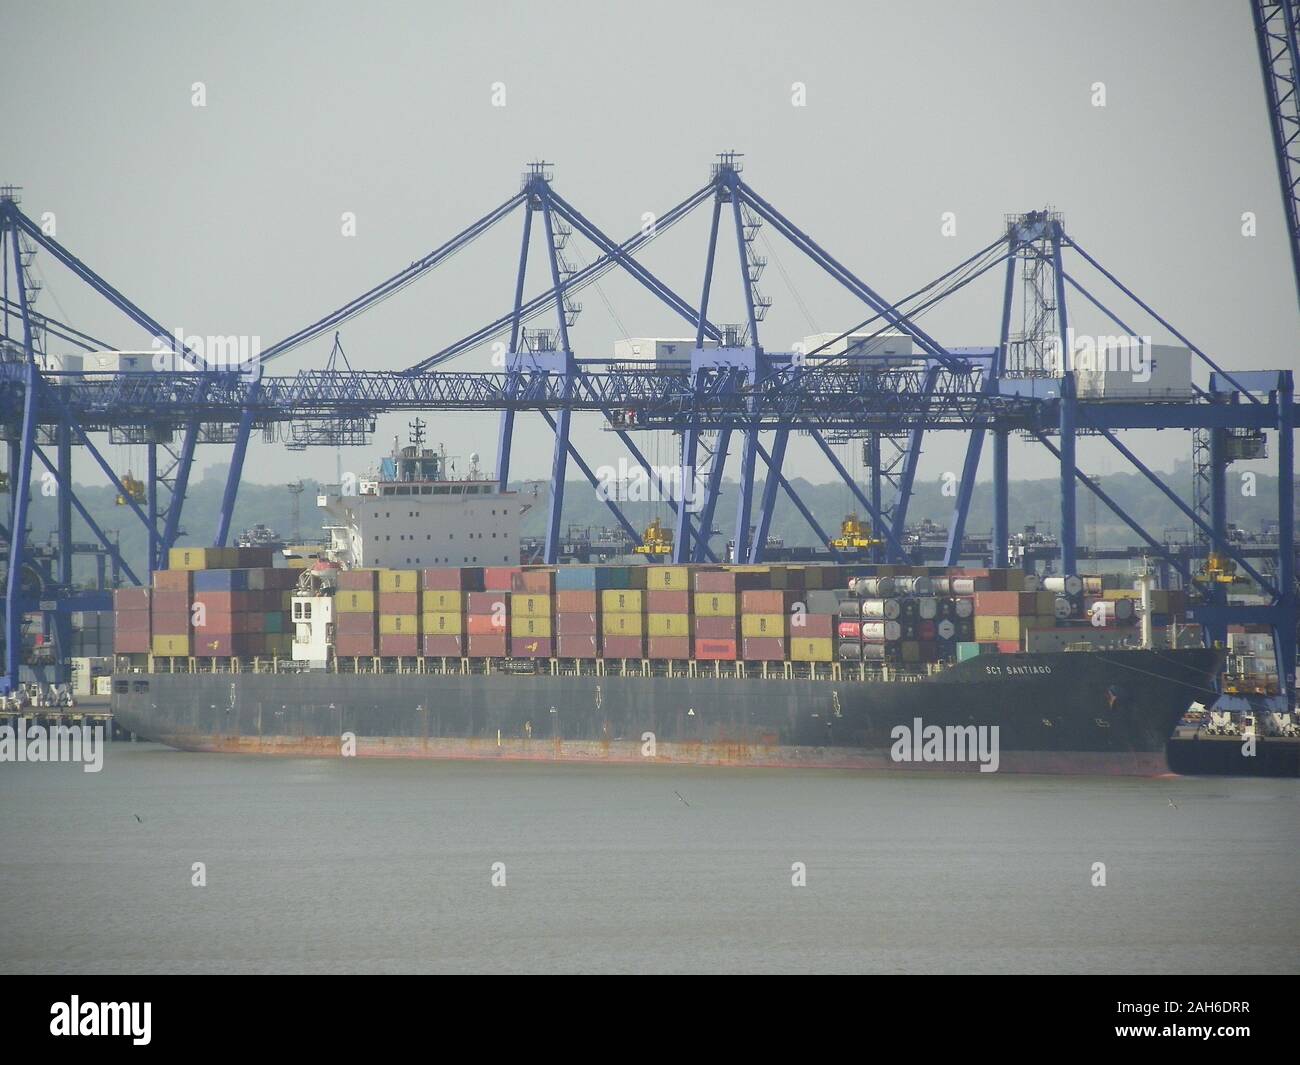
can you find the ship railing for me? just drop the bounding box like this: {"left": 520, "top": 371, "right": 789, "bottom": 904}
{"left": 150, "top": 655, "right": 940, "bottom": 684}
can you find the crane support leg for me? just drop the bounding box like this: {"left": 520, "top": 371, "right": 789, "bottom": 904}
{"left": 4, "top": 361, "right": 37, "bottom": 693}
{"left": 214, "top": 382, "right": 261, "bottom": 548}
{"left": 992, "top": 429, "right": 1009, "bottom": 569}
{"left": 1276, "top": 370, "right": 1296, "bottom": 698}
{"left": 749, "top": 426, "right": 789, "bottom": 562}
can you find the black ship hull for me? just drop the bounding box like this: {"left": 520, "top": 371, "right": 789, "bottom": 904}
{"left": 109, "top": 648, "right": 1222, "bottom": 776}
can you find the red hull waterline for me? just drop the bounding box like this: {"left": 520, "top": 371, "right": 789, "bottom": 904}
{"left": 152, "top": 733, "right": 1172, "bottom": 776}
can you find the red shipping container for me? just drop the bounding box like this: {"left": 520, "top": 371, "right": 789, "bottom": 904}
{"left": 423, "top": 634, "right": 464, "bottom": 657}
{"left": 511, "top": 569, "right": 555, "bottom": 594}
{"left": 151, "top": 589, "right": 190, "bottom": 614}
{"left": 468, "top": 633, "right": 508, "bottom": 657}
{"left": 694, "top": 571, "right": 738, "bottom": 593}
{"left": 556, "top": 634, "right": 600, "bottom": 658}
{"left": 337, "top": 569, "right": 379, "bottom": 591}
{"left": 192, "top": 591, "right": 236, "bottom": 613}
{"left": 511, "top": 635, "right": 553, "bottom": 658}
{"left": 482, "top": 567, "right": 521, "bottom": 591}
{"left": 647, "top": 636, "right": 691, "bottom": 660}
{"left": 995, "top": 640, "right": 1021, "bottom": 654}
{"left": 837, "top": 620, "right": 863, "bottom": 639}
{"left": 601, "top": 635, "right": 644, "bottom": 658}
{"left": 555, "top": 612, "right": 598, "bottom": 635}
{"left": 115, "top": 610, "right": 150, "bottom": 634}
{"left": 151, "top": 610, "right": 191, "bottom": 635}
{"left": 555, "top": 590, "right": 597, "bottom": 612}
{"left": 466, "top": 613, "right": 508, "bottom": 635}
{"left": 114, "top": 587, "right": 151, "bottom": 612}
{"left": 378, "top": 591, "right": 419, "bottom": 614}
{"left": 114, "top": 629, "right": 150, "bottom": 653}
{"left": 335, "top": 634, "right": 378, "bottom": 656}
{"left": 465, "top": 592, "right": 508, "bottom": 615}
{"left": 695, "top": 638, "right": 738, "bottom": 660}
{"left": 694, "top": 616, "right": 738, "bottom": 639}
{"left": 742, "top": 636, "right": 785, "bottom": 660}
{"left": 192, "top": 633, "right": 257, "bottom": 657}
{"left": 336, "top": 612, "right": 377, "bottom": 636}
{"left": 794, "top": 614, "right": 834, "bottom": 639}
{"left": 695, "top": 570, "right": 770, "bottom": 593}
{"left": 192, "top": 613, "right": 248, "bottom": 635}
{"left": 973, "top": 591, "right": 1040, "bottom": 616}
{"left": 646, "top": 589, "right": 691, "bottom": 613}
{"left": 380, "top": 633, "right": 420, "bottom": 657}
{"left": 422, "top": 567, "right": 483, "bottom": 591}
{"left": 152, "top": 570, "right": 192, "bottom": 592}
{"left": 741, "top": 590, "right": 799, "bottom": 613}
{"left": 917, "top": 620, "right": 937, "bottom": 641}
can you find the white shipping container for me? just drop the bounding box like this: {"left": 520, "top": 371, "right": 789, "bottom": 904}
{"left": 1075, "top": 343, "right": 1193, "bottom": 401}
{"left": 37, "top": 352, "right": 84, "bottom": 373}
{"left": 83, "top": 350, "right": 157, "bottom": 379}
{"left": 799, "top": 330, "right": 914, "bottom": 363}
{"left": 613, "top": 337, "right": 718, "bottom": 361}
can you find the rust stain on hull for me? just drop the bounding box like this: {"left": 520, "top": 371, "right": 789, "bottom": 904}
{"left": 157, "top": 733, "right": 1169, "bottom": 775}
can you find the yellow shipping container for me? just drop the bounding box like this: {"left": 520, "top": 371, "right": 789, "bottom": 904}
{"left": 379, "top": 569, "right": 419, "bottom": 593}
{"left": 336, "top": 590, "right": 376, "bottom": 613}
{"left": 647, "top": 613, "right": 692, "bottom": 637}
{"left": 379, "top": 614, "right": 418, "bottom": 635}
{"left": 423, "top": 590, "right": 464, "bottom": 612}
{"left": 1102, "top": 589, "right": 1141, "bottom": 600}
{"left": 168, "top": 546, "right": 236, "bottom": 571}
{"left": 152, "top": 634, "right": 190, "bottom": 656}
{"left": 973, "top": 615, "right": 1047, "bottom": 641}
{"left": 511, "top": 593, "right": 552, "bottom": 619}
{"left": 511, "top": 615, "right": 553, "bottom": 638}
{"left": 421, "top": 611, "right": 463, "bottom": 635}
{"left": 646, "top": 567, "right": 691, "bottom": 590}
{"left": 601, "top": 589, "right": 644, "bottom": 614}
{"left": 740, "top": 613, "right": 786, "bottom": 637}
{"left": 789, "top": 637, "right": 833, "bottom": 662}
{"left": 694, "top": 592, "right": 737, "bottom": 617}
{"left": 602, "top": 612, "right": 644, "bottom": 637}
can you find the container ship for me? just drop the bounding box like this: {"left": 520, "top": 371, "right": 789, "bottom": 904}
{"left": 106, "top": 442, "right": 1228, "bottom": 776}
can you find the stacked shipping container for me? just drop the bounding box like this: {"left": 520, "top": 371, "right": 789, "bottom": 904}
{"left": 115, "top": 546, "right": 295, "bottom": 659}
{"left": 120, "top": 557, "right": 1185, "bottom": 668}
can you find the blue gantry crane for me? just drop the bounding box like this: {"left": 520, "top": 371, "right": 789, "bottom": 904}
{"left": 4, "top": 0, "right": 1300, "bottom": 701}
{"left": 1, "top": 149, "right": 1296, "bottom": 699}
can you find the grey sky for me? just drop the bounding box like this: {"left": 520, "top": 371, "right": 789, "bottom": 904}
{"left": 5, "top": 1, "right": 1297, "bottom": 524}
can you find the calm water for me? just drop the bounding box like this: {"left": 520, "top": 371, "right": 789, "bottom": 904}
{"left": 1, "top": 742, "right": 1296, "bottom": 974}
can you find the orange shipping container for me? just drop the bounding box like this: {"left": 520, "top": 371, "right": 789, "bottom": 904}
{"left": 466, "top": 614, "right": 508, "bottom": 635}
{"left": 695, "top": 638, "right": 738, "bottom": 660}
